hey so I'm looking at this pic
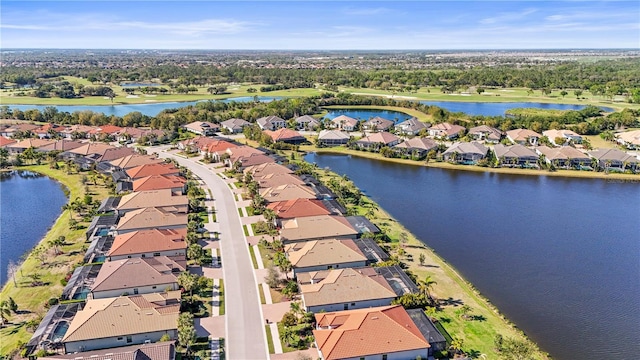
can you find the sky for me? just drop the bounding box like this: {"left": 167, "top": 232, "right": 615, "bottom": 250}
{"left": 1, "top": 1, "right": 639, "bottom": 50}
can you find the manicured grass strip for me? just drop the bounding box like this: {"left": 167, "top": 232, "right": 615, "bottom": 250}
{"left": 258, "top": 284, "right": 266, "bottom": 304}
{"left": 265, "top": 325, "right": 275, "bottom": 354}
{"left": 242, "top": 225, "right": 249, "bottom": 236}
{"left": 218, "top": 279, "right": 225, "bottom": 316}
{"left": 227, "top": 183, "right": 233, "bottom": 189}
{"left": 207, "top": 189, "right": 213, "bottom": 199}
{"left": 249, "top": 246, "right": 259, "bottom": 269}
{"left": 238, "top": 208, "right": 243, "bottom": 217}
{"left": 199, "top": 212, "right": 209, "bottom": 224}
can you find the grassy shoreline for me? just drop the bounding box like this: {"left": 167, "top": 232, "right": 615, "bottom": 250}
{"left": 301, "top": 145, "right": 640, "bottom": 181}
{"left": 0, "top": 165, "right": 109, "bottom": 356}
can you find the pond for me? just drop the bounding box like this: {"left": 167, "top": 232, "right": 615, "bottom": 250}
{"left": 323, "top": 109, "right": 414, "bottom": 124}
{"left": 419, "top": 100, "right": 614, "bottom": 116}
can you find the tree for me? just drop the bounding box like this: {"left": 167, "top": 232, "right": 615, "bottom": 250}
{"left": 48, "top": 236, "right": 65, "bottom": 255}
{"left": 178, "top": 272, "right": 197, "bottom": 297}
{"left": 33, "top": 246, "right": 47, "bottom": 265}
{"left": 177, "top": 312, "right": 196, "bottom": 355}
{"left": 456, "top": 305, "right": 472, "bottom": 320}
{"left": 418, "top": 253, "right": 426, "bottom": 266}
{"left": 0, "top": 301, "right": 11, "bottom": 327}
{"left": 279, "top": 325, "right": 297, "bottom": 348}
{"left": 266, "top": 266, "right": 280, "bottom": 288}
{"left": 7, "top": 260, "right": 19, "bottom": 287}
{"left": 419, "top": 275, "right": 437, "bottom": 302}
{"left": 560, "top": 90, "right": 568, "bottom": 98}
{"left": 281, "top": 280, "right": 298, "bottom": 300}
{"left": 450, "top": 337, "right": 465, "bottom": 355}
{"left": 7, "top": 298, "right": 17, "bottom": 314}
{"left": 187, "top": 244, "right": 204, "bottom": 265}
{"left": 399, "top": 232, "right": 408, "bottom": 248}
{"left": 574, "top": 89, "right": 583, "bottom": 99}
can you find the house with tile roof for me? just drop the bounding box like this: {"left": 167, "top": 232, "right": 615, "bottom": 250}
{"left": 285, "top": 239, "right": 368, "bottom": 276}
{"left": 34, "top": 123, "right": 66, "bottom": 139}
{"left": 354, "top": 132, "right": 400, "bottom": 151}
{"left": 255, "top": 173, "right": 306, "bottom": 189}
{"left": 506, "top": 129, "right": 542, "bottom": 146}
{"left": 183, "top": 121, "right": 219, "bottom": 136}
{"left": 200, "top": 139, "right": 239, "bottom": 161}
{"left": 313, "top": 305, "right": 433, "bottom": 360}
{"left": 221, "top": 118, "right": 251, "bottom": 133}
{"left": 536, "top": 146, "right": 592, "bottom": 168}
{"left": 443, "top": 141, "right": 488, "bottom": 164}
{"left": 494, "top": 144, "right": 540, "bottom": 167}
{"left": 62, "top": 291, "right": 180, "bottom": 353}
{"left": 109, "top": 154, "right": 165, "bottom": 171}
{"left": 543, "top": 129, "right": 583, "bottom": 146}
{"left": 256, "top": 115, "right": 286, "bottom": 130}
{"left": 5, "top": 138, "right": 56, "bottom": 154}
{"left": 35, "top": 140, "right": 85, "bottom": 153}
{"left": 59, "top": 125, "right": 96, "bottom": 139}
{"left": 177, "top": 136, "right": 219, "bottom": 152}
{"left": 96, "top": 147, "right": 137, "bottom": 163}
{"left": 88, "top": 125, "right": 123, "bottom": 137}
{"left": 396, "top": 117, "right": 429, "bottom": 136}
{"left": 428, "top": 122, "right": 466, "bottom": 139}
{"left": 1, "top": 123, "right": 40, "bottom": 138}
{"left": 587, "top": 148, "right": 638, "bottom": 171}
{"left": 615, "top": 129, "right": 640, "bottom": 150}
{"left": 267, "top": 198, "right": 332, "bottom": 219}
{"left": 330, "top": 115, "right": 358, "bottom": 131}
{"left": 116, "top": 189, "right": 188, "bottom": 215}
{"left": 317, "top": 130, "right": 350, "bottom": 146}
{"left": 468, "top": 125, "right": 504, "bottom": 143}
{"left": 42, "top": 341, "right": 176, "bottom": 360}
{"left": 89, "top": 257, "right": 184, "bottom": 299}
{"left": 393, "top": 137, "right": 438, "bottom": 158}
{"left": 295, "top": 115, "right": 321, "bottom": 130}
{"left": 298, "top": 267, "right": 398, "bottom": 312}
{"left": 132, "top": 174, "right": 186, "bottom": 193}
{"left": 115, "top": 207, "right": 187, "bottom": 235}
{"left": 126, "top": 163, "right": 181, "bottom": 180}
{"left": 362, "top": 116, "right": 394, "bottom": 132}
{"left": 264, "top": 128, "right": 306, "bottom": 144}
{"left": 0, "top": 136, "right": 17, "bottom": 148}
{"left": 64, "top": 143, "right": 115, "bottom": 159}
{"left": 244, "top": 162, "right": 293, "bottom": 178}
{"left": 260, "top": 184, "right": 318, "bottom": 203}
{"left": 279, "top": 215, "right": 358, "bottom": 243}
{"left": 108, "top": 229, "right": 187, "bottom": 261}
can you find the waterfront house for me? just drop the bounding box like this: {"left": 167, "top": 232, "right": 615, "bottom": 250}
{"left": 42, "top": 341, "right": 176, "bottom": 360}
{"left": 260, "top": 184, "right": 318, "bottom": 203}
{"left": 285, "top": 239, "right": 368, "bottom": 276}
{"left": 279, "top": 215, "right": 358, "bottom": 243}
{"left": 267, "top": 198, "right": 332, "bottom": 219}
{"left": 132, "top": 174, "right": 186, "bottom": 193}
{"left": 494, "top": 144, "right": 540, "bottom": 167}
{"left": 396, "top": 117, "right": 429, "bottom": 135}
{"left": 297, "top": 267, "right": 397, "bottom": 312}
{"left": 255, "top": 173, "right": 306, "bottom": 189}
{"left": 393, "top": 137, "right": 438, "bottom": 158}
{"left": 263, "top": 128, "right": 306, "bottom": 144}
{"left": 313, "top": 305, "right": 434, "bottom": 360}
{"left": 183, "top": 121, "right": 219, "bottom": 136}
{"left": 443, "top": 141, "right": 488, "bottom": 164}
{"left": 0, "top": 136, "right": 17, "bottom": 148}
{"left": 88, "top": 125, "right": 123, "bottom": 139}
{"left": 535, "top": 146, "right": 592, "bottom": 168}
{"left": 115, "top": 207, "right": 187, "bottom": 234}
{"left": 64, "top": 143, "right": 114, "bottom": 160}
{"left": 126, "top": 163, "right": 181, "bottom": 180}
{"left": 587, "top": 148, "right": 638, "bottom": 171}
{"left": 543, "top": 129, "right": 583, "bottom": 146}
{"left": 89, "top": 257, "right": 184, "bottom": 299}
{"left": 107, "top": 228, "right": 187, "bottom": 261}
{"left": 330, "top": 115, "right": 359, "bottom": 131}
{"left": 256, "top": 115, "right": 286, "bottom": 130}
{"left": 355, "top": 132, "right": 400, "bottom": 151}
{"left": 115, "top": 189, "right": 188, "bottom": 215}
{"left": 5, "top": 138, "right": 56, "bottom": 154}
{"left": 468, "top": 125, "right": 504, "bottom": 143}
{"left": 95, "top": 147, "right": 137, "bottom": 164}
{"left": 615, "top": 130, "right": 640, "bottom": 150}
{"left": 295, "top": 115, "right": 321, "bottom": 130}
{"left": 362, "top": 116, "right": 394, "bottom": 132}
{"left": 244, "top": 162, "right": 293, "bottom": 178}
{"left": 1, "top": 123, "right": 40, "bottom": 138}
{"left": 317, "top": 130, "right": 350, "bottom": 146}
{"left": 62, "top": 291, "right": 180, "bottom": 353}
{"left": 34, "top": 123, "right": 66, "bottom": 139}
{"left": 221, "top": 118, "right": 251, "bottom": 133}
{"left": 59, "top": 125, "right": 96, "bottom": 139}
{"left": 428, "top": 122, "right": 465, "bottom": 139}
{"left": 116, "top": 127, "right": 166, "bottom": 144}
{"left": 506, "top": 129, "right": 542, "bottom": 146}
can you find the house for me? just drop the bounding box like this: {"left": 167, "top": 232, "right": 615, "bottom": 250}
{"left": 0, "top": 136, "right": 17, "bottom": 148}
{"left": 393, "top": 137, "right": 438, "bottom": 158}
{"left": 279, "top": 215, "right": 358, "bottom": 243}
{"left": 226, "top": 146, "right": 274, "bottom": 170}
{"left": 132, "top": 174, "right": 186, "bottom": 193}
{"left": 88, "top": 125, "right": 123, "bottom": 139}
{"left": 468, "top": 125, "right": 504, "bottom": 143}
{"left": 244, "top": 162, "right": 293, "bottom": 178}
{"left": 117, "top": 128, "right": 166, "bottom": 144}
{"left": 109, "top": 154, "right": 165, "bottom": 171}
{"left": 220, "top": 118, "right": 250, "bottom": 133}
{"left": 256, "top": 115, "right": 286, "bottom": 130}
{"left": 89, "top": 257, "right": 184, "bottom": 299}
{"left": 42, "top": 341, "right": 176, "bottom": 360}
{"left": 183, "top": 121, "right": 219, "bottom": 136}
{"left": 317, "top": 130, "right": 350, "bottom": 146}
{"left": 95, "top": 147, "right": 137, "bottom": 164}
{"left": 396, "top": 117, "right": 429, "bottom": 135}
{"left": 330, "top": 115, "right": 358, "bottom": 131}
{"left": 35, "top": 140, "right": 85, "bottom": 153}
{"left": 313, "top": 305, "right": 434, "bottom": 360}
{"left": 494, "top": 144, "right": 540, "bottom": 167}
{"left": 615, "top": 130, "right": 640, "bottom": 150}
{"left": 298, "top": 267, "right": 398, "bottom": 312}
{"left": 64, "top": 143, "right": 114, "bottom": 159}
{"left": 34, "top": 123, "right": 65, "bottom": 139}
{"left": 442, "top": 141, "right": 488, "bottom": 164}
{"left": 1, "top": 123, "right": 40, "bottom": 138}
{"left": 59, "top": 125, "right": 95, "bottom": 139}
{"left": 115, "top": 189, "right": 188, "bottom": 215}
{"left": 506, "top": 129, "right": 542, "bottom": 146}
{"left": 295, "top": 115, "right": 321, "bottom": 130}
{"left": 264, "top": 128, "right": 306, "bottom": 144}
{"left": 255, "top": 173, "right": 306, "bottom": 189}
{"left": 5, "top": 138, "right": 56, "bottom": 154}
{"left": 362, "top": 116, "right": 394, "bottom": 132}
{"left": 177, "top": 136, "right": 219, "bottom": 152}
{"left": 260, "top": 184, "right": 318, "bottom": 203}
{"left": 126, "top": 163, "right": 181, "bottom": 180}
{"left": 285, "top": 239, "right": 368, "bottom": 276}
{"left": 536, "top": 146, "right": 592, "bottom": 168}
{"left": 115, "top": 207, "right": 187, "bottom": 234}
{"left": 62, "top": 291, "right": 180, "bottom": 353}
{"left": 108, "top": 229, "right": 187, "bottom": 261}
{"left": 355, "top": 132, "right": 400, "bottom": 151}
{"left": 543, "top": 129, "right": 583, "bottom": 146}
{"left": 588, "top": 148, "right": 638, "bottom": 171}
{"left": 428, "top": 122, "right": 465, "bottom": 139}
{"left": 267, "top": 198, "right": 331, "bottom": 219}
{"left": 200, "top": 139, "right": 238, "bottom": 161}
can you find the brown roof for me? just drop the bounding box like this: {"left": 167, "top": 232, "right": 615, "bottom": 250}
{"left": 279, "top": 215, "right": 358, "bottom": 242}
{"left": 331, "top": 115, "right": 358, "bottom": 127}
{"left": 108, "top": 229, "right": 187, "bottom": 257}
{"left": 267, "top": 198, "right": 331, "bottom": 219}
{"left": 97, "top": 147, "right": 137, "bottom": 162}
{"left": 116, "top": 207, "right": 187, "bottom": 232}
{"left": 3, "top": 123, "right": 40, "bottom": 133}
{"left": 6, "top": 138, "right": 56, "bottom": 149}
{"left": 68, "top": 143, "right": 115, "bottom": 156}
{"left": 0, "top": 136, "right": 17, "bottom": 147}
{"left": 41, "top": 341, "right": 175, "bottom": 360}
{"left": 132, "top": 175, "right": 186, "bottom": 192}
{"left": 536, "top": 146, "right": 591, "bottom": 161}
{"left": 36, "top": 140, "right": 85, "bottom": 152}
{"left": 357, "top": 132, "right": 399, "bottom": 145}
{"left": 127, "top": 163, "right": 181, "bottom": 180}
{"left": 430, "top": 122, "right": 465, "bottom": 136}
{"left": 91, "top": 256, "right": 184, "bottom": 292}
{"left": 260, "top": 184, "right": 318, "bottom": 203}
{"left": 263, "top": 128, "right": 305, "bottom": 142}
{"left": 285, "top": 239, "right": 367, "bottom": 268}
{"left": 109, "top": 154, "right": 164, "bottom": 169}
{"left": 243, "top": 163, "right": 293, "bottom": 178}
{"left": 88, "top": 125, "right": 123, "bottom": 135}
{"left": 313, "top": 305, "right": 430, "bottom": 360}
{"left": 201, "top": 139, "right": 238, "bottom": 154}
{"left": 506, "top": 128, "right": 542, "bottom": 142}
{"left": 116, "top": 189, "right": 188, "bottom": 213}
{"left": 255, "top": 173, "right": 305, "bottom": 188}
{"left": 234, "top": 153, "right": 276, "bottom": 168}
{"left": 62, "top": 291, "right": 181, "bottom": 342}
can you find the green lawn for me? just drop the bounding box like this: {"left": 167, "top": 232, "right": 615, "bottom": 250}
{"left": 265, "top": 325, "right": 275, "bottom": 354}
{"left": 258, "top": 285, "right": 266, "bottom": 305}
{"left": 242, "top": 225, "right": 249, "bottom": 236}
{"left": 249, "top": 246, "right": 259, "bottom": 269}
{"left": 218, "top": 279, "right": 225, "bottom": 316}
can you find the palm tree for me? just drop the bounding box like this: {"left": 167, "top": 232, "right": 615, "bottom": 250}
{"left": 419, "top": 275, "right": 437, "bottom": 304}
{"left": 279, "top": 325, "right": 297, "bottom": 347}
{"left": 48, "top": 236, "right": 65, "bottom": 255}
{"left": 178, "top": 272, "right": 197, "bottom": 297}
{"left": 0, "top": 301, "right": 11, "bottom": 327}
{"left": 289, "top": 301, "right": 304, "bottom": 320}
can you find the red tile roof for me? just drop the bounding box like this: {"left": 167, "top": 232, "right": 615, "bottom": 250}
{"left": 108, "top": 228, "right": 187, "bottom": 257}
{"left": 127, "top": 163, "right": 181, "bottom": 179}
{"left": 133, "top": 175, "right": 186, "bottom": 192}
{"left": 264, "top": 128, "right": 305, "bottom": 142}
{"left": 0, "top": 136, "right": 17, "bottom": 147}
{"left": 267, "top": 198, "right": 331, "bottom": 219}
{"left": 201, "top": 139, "right": 238, "bottom": 154}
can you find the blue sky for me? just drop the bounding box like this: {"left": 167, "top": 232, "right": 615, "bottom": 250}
{"left": 2, "top": 1, "right": 638, "bottom": 49}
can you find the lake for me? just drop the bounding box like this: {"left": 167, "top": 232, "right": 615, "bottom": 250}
{"left": 419, "top": 101, "right": 614, "bottom": 116}
{"left": 0, "top": 171, "right": 68, "bottom": 286}
{"left": 305, "top": 153, "right": 640, "bottom": 360}
{"left": 2, "top": 96, "right": 282, "bottom": 117}
{"left": 323, "top": 109, "right": 414, "bottom": 123}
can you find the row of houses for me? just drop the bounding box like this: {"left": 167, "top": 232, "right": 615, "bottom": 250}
{"left": 28, "top": 150, "right": 191, "bottom": 358}
{"left": 240, "top": 158, "right": 447, "bottom": 358}
{"left": 0, "top": 122, "right": 166, "bottom": 143}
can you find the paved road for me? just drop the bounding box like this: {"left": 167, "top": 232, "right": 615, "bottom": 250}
{"left": 152, "top": 149, "right": 268, "bottom": 360}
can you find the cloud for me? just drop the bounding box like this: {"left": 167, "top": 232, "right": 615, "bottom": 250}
{"left": 480, "top": 8, "right": 538, "bottom": 25}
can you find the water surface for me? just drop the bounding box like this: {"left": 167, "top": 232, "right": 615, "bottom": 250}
{"left": 306, "top": 153, "right": 640, "bottom": 360}
{"left": 419, "top": 101, "right": 614, "bottom": 116}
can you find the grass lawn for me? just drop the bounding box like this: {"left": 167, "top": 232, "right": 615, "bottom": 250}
{"left": 242, "top": 225, "right": 249, "bottom": 236}
{"left": 199, "top": 211, "right": 209, "bottom": 224}
{"left": 258, "top": 285, "right": 266, "bottom": 305}
{"left": 264, "top": 325, "right": 275, "bottom": 354}
{"left": 0, "top": 164, "right": 110, "bottom": 357}
{"left": 257, "top": 243, "right": 274, "bottom": 268}
{"left": 218, "top": 279, "right": 225, "bottom": 316}
{"left": 249, "top": 246, "right": 259, "bottom": 269}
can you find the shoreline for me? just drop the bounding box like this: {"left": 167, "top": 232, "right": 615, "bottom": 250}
{"left": 304, "top": 146, "right": 640, "bottom": 181}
